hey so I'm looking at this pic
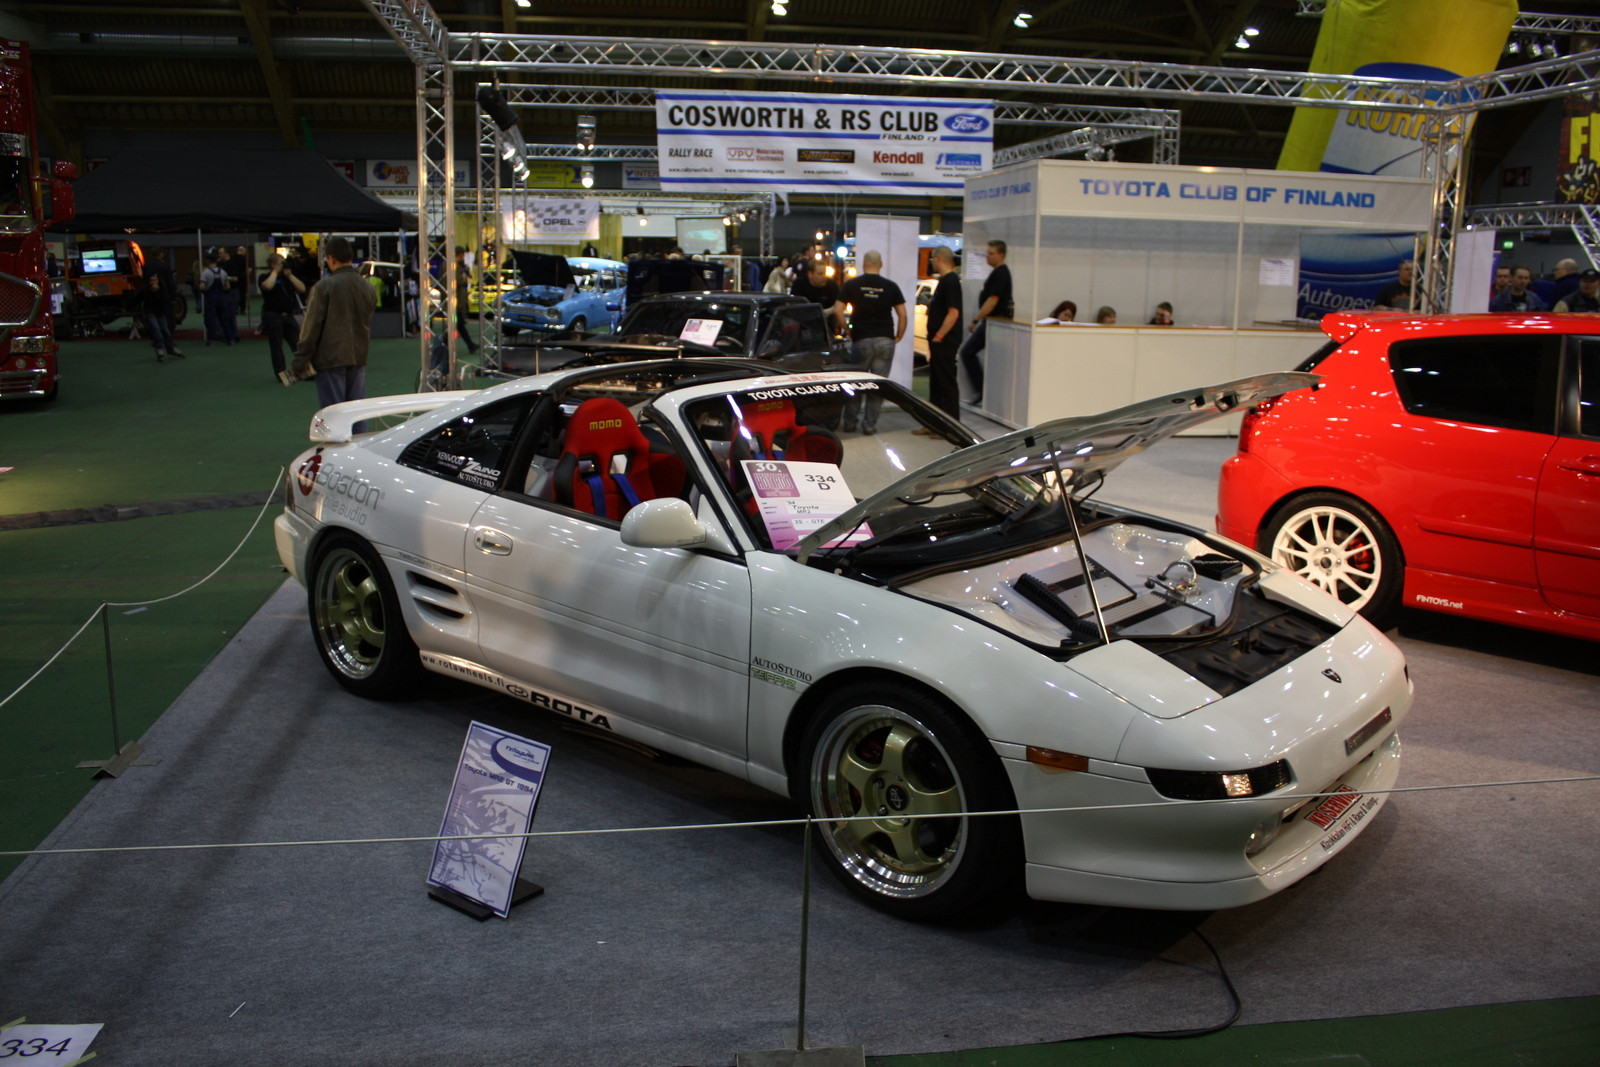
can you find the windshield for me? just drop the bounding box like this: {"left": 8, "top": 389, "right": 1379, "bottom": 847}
{"left": 622, "top": 301, "right": 752, "bottom": 350}
{"left": 680, "top": 378, "right": 1044, "bottom": 558}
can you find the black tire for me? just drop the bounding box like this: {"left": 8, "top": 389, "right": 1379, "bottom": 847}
{"left": 570, "top": 316, "right": 586, "bottom": 335}
{"left": 1262, "top": 492, "right": 1403, "bottom": 628}
{"left": 307, "top": 532, "right": 421, "bottom": 697}
{"left": 795, "top": 682, "right": 1022, "bottom": 920}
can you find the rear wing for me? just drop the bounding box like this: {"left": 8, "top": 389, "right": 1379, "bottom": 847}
{"left": 309, "top": 391, "right": 475, "bottom": 443}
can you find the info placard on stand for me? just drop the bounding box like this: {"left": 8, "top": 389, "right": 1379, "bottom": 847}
{"left": 426, "top": 721, "right": 551, "bottom": 920}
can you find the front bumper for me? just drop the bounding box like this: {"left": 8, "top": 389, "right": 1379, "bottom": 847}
{"left": 1016, "top": 730, "right": 1401, "bottom": 910}
{"left": 0, "top": 367, "right": 53, "bottom": 399}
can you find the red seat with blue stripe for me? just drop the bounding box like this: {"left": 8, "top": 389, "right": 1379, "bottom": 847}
{"left": 554, "top": 397, "right": 686, "bottom": 520}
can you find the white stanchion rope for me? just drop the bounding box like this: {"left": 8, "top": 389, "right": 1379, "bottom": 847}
{"left": 2, "top": 773, "right": 1596, "bottom": 859}
{"left": 0, "top": 467, "right": 286, "bottom": 712}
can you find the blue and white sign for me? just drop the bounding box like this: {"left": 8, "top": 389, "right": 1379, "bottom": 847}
{"left": 428, "top": 722, "right": 551, "bottom": 919}
{"left": 656, "top": 89, "right": 993, "bottom": 194}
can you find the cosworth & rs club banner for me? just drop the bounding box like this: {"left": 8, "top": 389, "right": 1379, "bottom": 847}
{"left": 656, "top": 89, "right": 993, "bottom": 194}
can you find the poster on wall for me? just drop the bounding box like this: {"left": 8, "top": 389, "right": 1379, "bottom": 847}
{"left": 502, "top": 198, "right": 601, "bottom": 242}
{"left": 1557, "top": 93, "right": 1600, "bottom": 204}
{"left": 364, "top": 159, "right": 474, "bottom": 191}
{"left": 656, "top": 88, "right": 992, "bottom": 194}
{"left": 427, "top": 721, "right": 551, "bottom": 919}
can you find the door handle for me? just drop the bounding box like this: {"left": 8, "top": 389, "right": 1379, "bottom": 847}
{"left": 472, "top": 526, "right": 513, "bottom": 555}
{"left": 1557, "top": 455, "right": 1600, "bottom": 476}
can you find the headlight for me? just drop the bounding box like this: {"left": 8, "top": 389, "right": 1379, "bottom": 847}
{"left": 10, "top": 335, "right": 51, "bottom": 354}
{"left": 1145, "top": 760, "right": 1292, "bottom": 800}
{"left": 538, "top": 307, "right": 562, "bottom": 321}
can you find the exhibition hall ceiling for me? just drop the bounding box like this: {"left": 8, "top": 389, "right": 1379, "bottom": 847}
{"left": 9, "top": 0, "right": 1594, "bottom": 172}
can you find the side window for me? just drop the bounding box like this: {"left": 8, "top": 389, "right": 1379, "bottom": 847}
{"left": 768, "top": 307, "right": 828, "bottom": 355}
{"left": 398, "top": 395, "right": 533, "bottom": 491}
{"left": 1578, "top": 339, "right": 1599, "bottom": 438}
{"left": 1389, "top": 335, "right": 1561, "bottom": 434}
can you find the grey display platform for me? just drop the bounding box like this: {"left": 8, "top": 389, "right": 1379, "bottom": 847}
{"left": 2, "top": 444, "right": 1597, "bottom": 1066}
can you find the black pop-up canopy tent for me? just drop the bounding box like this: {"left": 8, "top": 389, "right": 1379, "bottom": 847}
{"left": 64, "top": 149, "right": 414, "bottom": 232}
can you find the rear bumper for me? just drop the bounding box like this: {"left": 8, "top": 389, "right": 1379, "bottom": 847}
{"left": 1215, "top": 451, "right": 1295, "bottom": 547}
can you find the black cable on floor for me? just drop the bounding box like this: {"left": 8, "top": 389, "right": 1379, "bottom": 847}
{"left": 1079, "top": 926, "right": 1243, "bottom": 1042}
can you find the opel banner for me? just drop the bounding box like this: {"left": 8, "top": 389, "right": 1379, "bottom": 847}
{"left": 656, "top": 89, "right": 993, "bottom": 194}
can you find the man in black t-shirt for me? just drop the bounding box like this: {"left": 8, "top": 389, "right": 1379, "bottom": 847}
{"left": 790, "top": 259, "right": 840, "bottom": 313}
{"left": 959, "top": 240, "right": 1012, "bottom": 404}
{"left": 834, "top": 250, "right": 906, "bottom": 434}
{"left": 1373, "top": 259, "right": 1413, "bottom": 311}
{"left": 925, "top": 245, "right": 962, "bottom": 419}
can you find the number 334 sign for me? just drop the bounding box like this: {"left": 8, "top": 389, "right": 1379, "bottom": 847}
{"left": 0, "top": 1021, "right": 103, "bottom": 1065}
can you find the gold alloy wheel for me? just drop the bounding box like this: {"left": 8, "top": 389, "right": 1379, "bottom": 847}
{"left": 312, "top": 545, "right": 387, "bottom": 680}
{"left": 811, "top": 704, "right": 967, "bottom": 899}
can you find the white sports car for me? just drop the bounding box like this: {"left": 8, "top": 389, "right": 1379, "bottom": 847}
{"left": 276, "top": 360, "right": 1410, "bottom": 919}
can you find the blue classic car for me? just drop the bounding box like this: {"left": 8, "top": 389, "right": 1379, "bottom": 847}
{"left": 499, "top": 254, "right": 628, "bottom": 336}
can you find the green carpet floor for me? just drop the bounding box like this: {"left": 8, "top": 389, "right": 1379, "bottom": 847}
{"left": 3, "top": 336, "right": 1595, "bottom": 1065}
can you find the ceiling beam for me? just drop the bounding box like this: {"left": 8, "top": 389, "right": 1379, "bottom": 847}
{"left": 238, "top": 0, "right": 297, "bottom": 147}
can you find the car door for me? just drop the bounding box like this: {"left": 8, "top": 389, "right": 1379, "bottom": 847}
{"left": 1535, "top": 337, "right": 1600, "bottom": 617}
{"left": 461, "top": 405, "right": 753, "bottom": 761}
{"left": 1386, "top": 334, "right": 1561, "bottom": 590}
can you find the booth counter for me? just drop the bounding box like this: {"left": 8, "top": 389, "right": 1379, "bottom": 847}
{"left": 963, "top": 159, "right": 1433, "bottom": 432}
{"left": 983, "top": 320, "right": 1324, "bottom": 433}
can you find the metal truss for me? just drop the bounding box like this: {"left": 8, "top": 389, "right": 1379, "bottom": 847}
{"left": 1415, "top": 111, "right": 1471, "bottom": 314}
{"left": 356, "top": 0, "right": 446, "bottom": 65}
{"left": 1465, "top": 201, "right": 1600, "bottom": 270}
{"left": 995, "top": 126, "right": 1150, "bottom": 165}
{"left": 524, "top": 144, "right": 660, "bottom": 161}
{"left": 452, "top": 33, "right": 1520, "bottom": 114}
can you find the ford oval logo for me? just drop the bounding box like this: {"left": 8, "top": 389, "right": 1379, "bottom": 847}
{"left": 945, "top": 113, "right": 990, "bottom": 134}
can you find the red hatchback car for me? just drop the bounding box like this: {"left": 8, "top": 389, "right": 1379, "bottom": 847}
{"left": 1217, "top": 312, "right": 1599, "bottom": 640}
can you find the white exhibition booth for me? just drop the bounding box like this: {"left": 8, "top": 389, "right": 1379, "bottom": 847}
{"left": 962, "top": 160, "right": 1435, "bottom": 431}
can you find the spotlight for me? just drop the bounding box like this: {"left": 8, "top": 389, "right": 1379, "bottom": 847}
{"left": 815, "top": 229, "right": 825, "bottom": 241}
{"left": 1013, "top": 12, "right": 1032, "bottom": 29}
{"left": 1507, "top": 38, "right": 1522, "bottom": 56}
{"left": 722, "top": 216, "right": 732, "bottom": 226}
{"left": 1243, "top": 26, "right": 1259, "bottom": 37}
{"left": 580, "top": 164, "right": 594, "bottom": 189}
{"left": 576, "top": 114, "right": 596, "bottom": 151}
{"left": 737, "top": 211, "right": 747, "bottom": 221}
{"left": 770, "top": 1, "right": 787, "bottom": 15}
{"left": 1234, "top": 34, "right": 1251, "bottom": 49}
{"left": 1085, "top": 145, "right": 1106, "bottom": 162}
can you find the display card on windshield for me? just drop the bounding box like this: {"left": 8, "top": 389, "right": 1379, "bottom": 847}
{"left": 742, "top": 460, "right": 872, "bottom": 551}
{"left": 679, "top": 317, "right": 723, "bottom": 347}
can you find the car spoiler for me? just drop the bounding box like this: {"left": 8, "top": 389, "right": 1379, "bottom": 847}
{"left": 309, "top": 391, "right": 476, "bottom": 443}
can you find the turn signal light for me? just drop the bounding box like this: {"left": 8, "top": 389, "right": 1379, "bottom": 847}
{"left": 1025, "top": 747, "right": 1089, "bottom": 772}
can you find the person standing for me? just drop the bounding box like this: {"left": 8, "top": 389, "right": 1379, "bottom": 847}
{"left": 199, "top": 251, "right": 232, "bottom": 346}
{"left": 1553, "top": 268, "right": 1600, "bottom": 312}
{"left": 790, "top": 259, "right": 839, "bottom": 314}
{"left": 1489, "top": 265, "right": 1549, "bottom": 312}
{"left": 226, "top": 245, "right": 251, "bottom": 321}
{"left": 454, "top": 245, "right": 478, "bottom": 353}
{"left": 1373, "top": 260, "right": 1413, "bottom": 310}
{"left": 291, "top": 237, "right": 377, "bottom": 427}
{"left": 925, "top": 245, "right": 962, "bottom": 420}
{"left": 140, "top": 275, "right": 182, "bottom": 361}
{"left": 959, "top": 240, "right": 1012, "bottom": 405}
{"left": 259, "top": 252, "right": 307, "bottom": 386}
{"left": 834, "top": 250, "right": 906, "bottom": 435}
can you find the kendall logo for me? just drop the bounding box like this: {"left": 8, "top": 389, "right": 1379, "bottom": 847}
{"left": 874, "top": 150, "right": 923, "bottom": 165}
{"left": 945, "top": 113, "right": 990, "bottom": 133}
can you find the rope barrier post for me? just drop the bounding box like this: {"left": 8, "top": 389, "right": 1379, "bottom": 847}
{"left": 76, "top": 602, "right": 154, "bottom": 779}
{"left": 736, "top": 815, "right": 865, "bottom": 1067}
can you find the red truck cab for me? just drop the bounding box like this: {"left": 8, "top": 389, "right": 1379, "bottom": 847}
{"left": 0, "top": 37, "right": 75, "bottom": 402}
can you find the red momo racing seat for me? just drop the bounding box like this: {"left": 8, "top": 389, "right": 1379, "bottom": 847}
{"left": 732, "top": 397, "right": 843, "bottom": 466}
{"left": 553, "top": 397, "right": 686, "bottom": 520}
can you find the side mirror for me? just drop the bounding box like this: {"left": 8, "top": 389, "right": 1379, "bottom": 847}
{"left": 620, "top": 497, "right": 707, "bottom": 548}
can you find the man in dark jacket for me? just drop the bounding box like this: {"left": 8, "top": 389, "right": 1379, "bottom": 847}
{"left": 292, "top": 237, "right": 377, "bottom": 425}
